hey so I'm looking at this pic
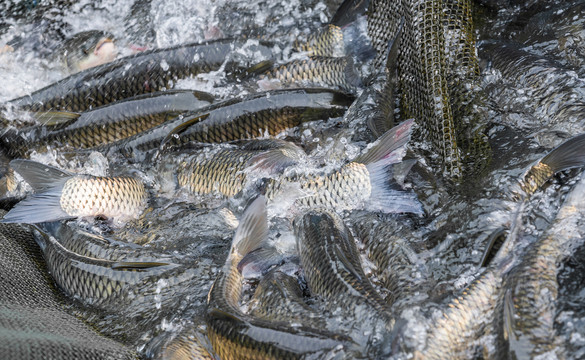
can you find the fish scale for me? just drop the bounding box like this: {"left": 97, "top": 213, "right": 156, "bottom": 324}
{"left": 58, "top": 176, "right": 147, "bottom": 219}
{"left": 293, "top": 24, "right": 344, "bottom": 57}
{"left": 8, "top": 40, "right": 255, "bottom": 112}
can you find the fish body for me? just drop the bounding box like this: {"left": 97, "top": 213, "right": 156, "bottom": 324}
{"left": 260, "top": 56, "right": 362, "bottom": 93}
{"left": 171, "top": 139, "right": 304, "bottom": 198}
{"left": 350, "top": 214, "right": 422, "bottom": 307}
{"left": 30, "top": 222, "right": 188, "bottom": 310}
{"left": 119, "top": 89, "right": 352, "bottom": 155}
{"left": 2, "top": 160, "right": 148, "bottom": 223}
{"left": 294, "top": 209, "right": 394, "bottom": 357}
{"left": 8, "top": 39, "right": 271, "bottom": 112}
{"left": 2, "top": 90, "right": 214, "bottom": 158}
{"left": 206, "top": 197, "right": 356, "bottom": 359}
{"left": 493, "top": 173, "right": 585, "bottom": 360}
{"left": 248, "top": 269, "right": 325, "bottom": 328}
{"left": 293, "top": 24, "right": 345, "bottom": 57}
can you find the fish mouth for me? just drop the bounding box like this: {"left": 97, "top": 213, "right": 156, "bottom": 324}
{"left": 94, "top": 37, "right": 114, "bottom": 55}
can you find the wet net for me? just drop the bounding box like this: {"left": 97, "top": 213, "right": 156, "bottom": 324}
{"left": 0, "top": 211, "right": 137, "bottom": 360}
{"left": 367, "top": 0, "right": 491, "bottom": 179}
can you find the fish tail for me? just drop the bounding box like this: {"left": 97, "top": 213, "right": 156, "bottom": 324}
{"left": 522, "top": 133, "right": 585, "bottom": 194}
{"left": 1, "top": 160, "right": 72, "bottom": 223}
{"left": 541, "top": 133, "right": 585, "bottom": 173}
{"left": 232, "top": 196, "right": 269, "bottom": 258}
{"left": 355, "top": 119, "right": 414, "bottom": 165}
{"left": 365, "top": 156, "right": 424, "bottom": 214}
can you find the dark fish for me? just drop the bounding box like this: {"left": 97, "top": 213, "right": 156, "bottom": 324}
{"left": 493, "top": 175, "right": 585, "bottom": 360}
{"left": 118, "top": 89, "right": 353, "bottom": 155}
{"left": 479, "top": 41, "right": 585, "bottom": 148}
{"left": 59, "top": 30, "right": 117, "bottom": 73}
{"left": 206, "top": 196, "right": 357, "bottom": 359}
{"left": 2, "top": 160, "right": 148, "bottom": 224}
{"left": 265, "top": 120, "right": 423, "bottom": 215}
{"left": 258, "top": 56, "right": 362, "bottom": 93}
{"left": 8, "top": 39, "right": 273, "bottom": 112}
{"left": 165, "top": 139, "right": 304, "bottom": 198}
{"left": 350, "top": 212, "right": 423, "bottom": 307}
{"left": 29, "top": 221, "right": 192, "bottom": 310}
{"left": 415, "top": 133, "right": 585, "bottom": 359}
{"left": 294, "top": 208, "right": 394, "bottom": 357}
{"left": 248, "top": 268, "right": 325, "bottom": 328}
{"left": 1, "top": 90, "right": 214, "bottom": 158}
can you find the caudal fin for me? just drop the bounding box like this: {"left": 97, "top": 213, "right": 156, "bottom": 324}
{"left": 1, "top": 160, "right": 73, "bottom": 223}
{"left": 232, "top": 196, "right": 269, "bottom": 258}
{"left": 355, "top": 119, "right": 414, "bottom": 165}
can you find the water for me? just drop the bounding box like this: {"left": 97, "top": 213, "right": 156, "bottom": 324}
{"left": 2, "top": 0, "right": 585, "bottom": 358}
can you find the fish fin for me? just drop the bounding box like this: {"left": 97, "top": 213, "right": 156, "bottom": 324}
{"left": 232, "top": 196, "right": 268, "bottom": 258}
{"left": 343, "top": 57, "right": 362, "bottom": 88}
{"left": 330, "top": 0, "right": 369, "bottom": 27}
{"left": 237, "top": 246, "right": 287, "bottom": 279}
{"left": 32, "top": 111, "right": 80, "bottom": 127}
{"left": 340, "top": 16, "right": 376, "bottom": 62}
{"left": 479, "top": 227, "right": 508, "bottom": 268}
{"left": 503, "top": 289, "right": 516, "bottom": 342}
{"left": 540, "top": 133, "right": 585, "bottom": 173}
{"left": 235, "top": 60, "right": 275, "bottom": 80}
{"left": 392, "top": 159, "right": 416, "bottom": 186}
{"left": 247, "top": 145, "right": 304, "bottom": 174}
{"left": 1, "top": 187, "right": 71, "bottom": 223}
{"left": 355, "top": 119, "right": 414, "bottom": 165}
{"left": 111, "top": 261, "right": 172, "bottom": 270}
{"left": 160, "top": 113, "right": 210, "bottom": 148}
{"left": 382, "top": 18, "right": 403, "bottom": 72}
{"left": 365, "top": 156, "right": 424, "bottom": 214}
{"left": 168, "top": 91, "right": 212, "bottom": 111}
{"left": 10, "top": 159, "right": 72, "bottom": 192}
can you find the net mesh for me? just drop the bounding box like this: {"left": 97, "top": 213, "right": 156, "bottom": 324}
{"left": 367, "top": 0, "right": 490, "bottom": 179}
{"left": 0, "top": 212, "right": 137, "bottom": 360}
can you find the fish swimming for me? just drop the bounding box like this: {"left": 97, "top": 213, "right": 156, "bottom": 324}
{"left": 206, "top": 196, "right": 358, "bottom": 359}
{"left": 294, "top": 208, "right": 395, "bottom": 357}
{"left": 7, "top": 38, "right": 273, "bottom": 112}
{"left": 2, "top": 159, "right": 148, "bottom": 224}
{"left": 1, "top": 90, "right": 214, "bottom": 158}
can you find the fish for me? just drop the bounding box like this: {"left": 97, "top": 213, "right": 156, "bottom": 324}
{"left": 350, "top": 212, "right": 424, "bottom": 307}
{"left": 257, "top": 56, "right": 362, "bottom": 93}
{"left": 479, "top": 41, "right": 585, "bottom": 148}
{"left": 265, "top": 119, "right": 423, "bottom": 215}
{"left": 166, "top": 139, "right": 305, "bottom": 198}
{"left": 293, "top": 24, "right": 345, "bottom": 58}
{"left": 1, "top": 90, "right": 214, "bottom": 158}
{"left": 519, "top": 133, "right": 585, "bottom": 196}
{"left": 118, "top": 88, "right": 353, "bottom": 156}
{"left": 1, "top": 159, "right": 148, "bottom": 224}
{"left": 492, "top": 173, "right": 585, "bottom": 360}
{"left": 7, "top": 38, "right": 273, "bottom": 112}
{"left": 294, "top": 208, "right": 395, "bottom": 357}
{"left": 248, "top": 268, "right": 325, "bottom": 328}
{"left": 59, "top": 30, "right": 118, "bottom": 74}
{"left": 206, "top": 196, "right": 358, "bottom": 359}
{"left": 413, "top": 132, "right": 585, "bottom": 359}
{"left": 154, "top": 325, "right": 216, "bottom": 360}
{"left": 29, "top": 221, "right": 190, "bottom": 310}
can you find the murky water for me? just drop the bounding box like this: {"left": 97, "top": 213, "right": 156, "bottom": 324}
{"left": 2, "top": 0, "right": 585, "bottom": 358}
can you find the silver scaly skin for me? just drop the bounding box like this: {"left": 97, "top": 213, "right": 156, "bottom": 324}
{"left": 294, "top": 209, "right": 394, "bottom": 357}
{"left": 206, "top": 197, "right": 357, "bottom": 360}
{"left": 59, "top": 175, "right": 147, "bottom": 219}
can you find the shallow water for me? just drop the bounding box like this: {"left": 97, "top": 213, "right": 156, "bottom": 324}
{"left": 2, "top": 0, "right": 585, "bottom": 358}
